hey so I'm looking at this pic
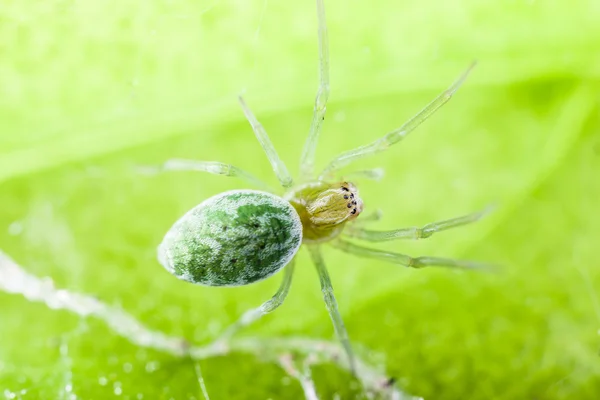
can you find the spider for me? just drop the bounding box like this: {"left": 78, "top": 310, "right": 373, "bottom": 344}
{"left": 156, "top": 0, "right": 488, "bottom": 374}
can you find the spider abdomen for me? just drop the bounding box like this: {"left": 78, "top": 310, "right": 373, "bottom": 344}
{"left": 158, "top": 190, "right": 302, "bottom": 287}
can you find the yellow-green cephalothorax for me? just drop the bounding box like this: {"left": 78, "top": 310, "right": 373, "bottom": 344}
{"left": 286, "top": 181, "right": 364, "bottom": 243}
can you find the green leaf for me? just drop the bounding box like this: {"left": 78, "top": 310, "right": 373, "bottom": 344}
{"left": 1, "top": 0, "right": 599, "bottom": 398}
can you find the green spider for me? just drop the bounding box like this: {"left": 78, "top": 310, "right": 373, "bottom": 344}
{"left": 157, "top": 0, "right": 488, "bottom": 373}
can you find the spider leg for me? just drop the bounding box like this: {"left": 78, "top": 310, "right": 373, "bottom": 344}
{"left": 307, "top": 245, "right": 357, "bottom": 374}
{"left": 146, "top": 158, "right": 274, "bottom": 192}
{"left": 319, "top": 62, "right": 476, "bottom": 180}
{"left": 217, "top": 260, "right": 295, "bottom": 342}
{"left": 299, "top": 0, "right": 330, "bottom": 180}
{"left": 345, "top": 207, "right": 491, "bottom": 241}
{"left": 341, "top": 167, "right": 385, "bottom": 182}
{"left": 331, "top": 239, "right": 492, "bottom": 270}
{"left": 238, "top": 96, "right": 294, "bottom": 189}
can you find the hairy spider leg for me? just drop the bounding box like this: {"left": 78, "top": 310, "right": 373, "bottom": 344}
{"left": 331, "top": 239, "right": 492, "bottom": 270}
{"left": 299, "top": 0, "right": 330, "bottom": 180}
{"left": 217, "top": 260, "right": 296, "bottom": 342}
{"left": 153, "top": 159, "right": 274, "bottom": 192}
{"left": 319, "top": 62, "right": 477, "bottom": 180}
{"left": 238, "top": 96, "right": 294, "bottom": 189}
{"left": 307, "top": 245, "right": 357, "bottom": 374}
{"left": 344, "top": 207, "right": 492, "bottom": 241}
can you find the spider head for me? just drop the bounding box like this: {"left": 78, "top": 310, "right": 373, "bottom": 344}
{"left": 286, "top": 181, "right": 363, "bottom": 243}
{"left": 305, "top": 181, "right": 363, "bottom": 226}
{"left": 337, "top": 182, "right": 364, "bottom": 217}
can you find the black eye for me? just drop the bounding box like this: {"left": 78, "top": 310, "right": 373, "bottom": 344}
{"left": 341, "top": 186, "right": 349, "bottom": 191}
{"left": 351, "top": 208, "right": 357, "bottom": 214}
{"left": 344, "top": 195, "right": 349, "bottom": 199}
{"left": 347, "top": 203, "right": 352, "bottom": 208}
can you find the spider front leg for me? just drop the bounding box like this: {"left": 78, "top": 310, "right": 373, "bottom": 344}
{"left": 331, "top": 239, "right": 492, "bottom": 270}
{"left": 217, "top": 260, "right": 296, "bottom": 342}
{"left": 345, "top": 207, "right": 491, "bottom": 241}
{"left": 238, "top": 96, "right": 294, "bottom": 189}
{"left": 299, "top": 0, "right": 330, "bottom": 179}
{"left": 307, "top": 245, "right": 357, "bottom": 374}
{"left": 319, "top": 62, "right": 476, "bottom": 180}
{"left": 149, "top": 159, "right": 274, "bottom": 192}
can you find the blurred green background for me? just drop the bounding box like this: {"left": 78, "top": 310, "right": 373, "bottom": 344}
{"left": 1, "top": 0, "right": 600, "bottom": 398}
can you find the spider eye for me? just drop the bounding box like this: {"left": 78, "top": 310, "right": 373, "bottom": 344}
{"left": 351, "top": 208, "right": 357, "bottom": 214}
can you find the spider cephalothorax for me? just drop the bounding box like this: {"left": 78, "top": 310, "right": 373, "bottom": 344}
{"left": 286, "top": 181, "right": 363, "bottom": 243}
{"left": 156, "top": 0, "right": 489, "bottom": 376}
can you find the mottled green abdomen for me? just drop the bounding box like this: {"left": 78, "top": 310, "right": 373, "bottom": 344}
{"left": 158, "top": 190, "right": 302, "bottom": 286}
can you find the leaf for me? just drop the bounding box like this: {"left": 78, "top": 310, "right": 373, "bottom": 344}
{"left": 1, "top": 0, "right": 599, "bottom": 398}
